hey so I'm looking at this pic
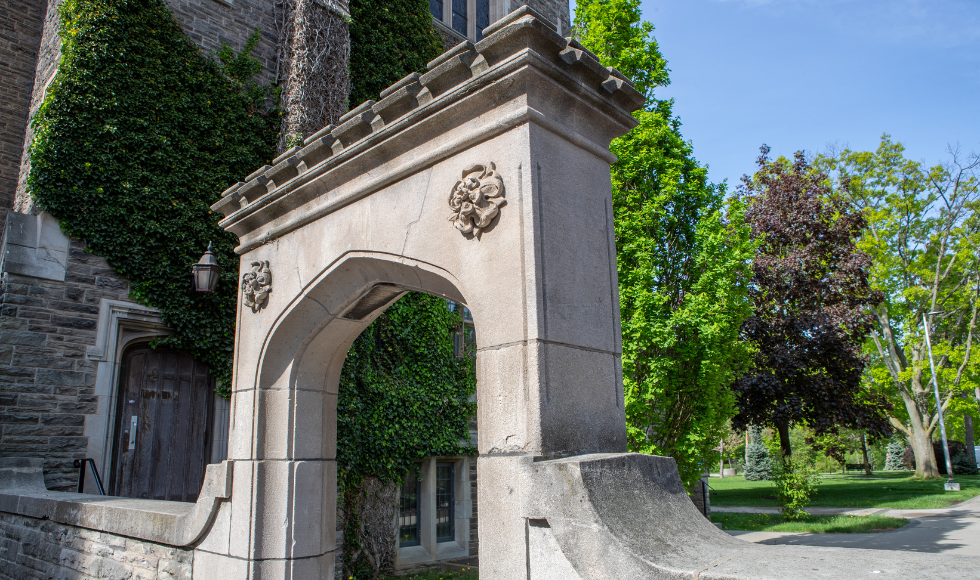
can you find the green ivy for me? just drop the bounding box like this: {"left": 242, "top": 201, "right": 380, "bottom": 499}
{"left": 338, "top": 293, "right": 476, "bottom": 577}
{"left": 348, "top": 0, "right": 443, "bottom": 105}
{"left": 27, "top": 0, "right": 280, "bottom": 394}
{"left": 338, "top": 294, "right": 476, "bottom": 487}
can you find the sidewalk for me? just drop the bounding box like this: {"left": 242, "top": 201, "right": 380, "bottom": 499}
{"left": 718, "top": 494, "right": 980, "bottom": 555}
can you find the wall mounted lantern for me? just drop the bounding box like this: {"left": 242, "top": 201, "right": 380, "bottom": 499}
{"left": 192, "top": 242, "right": 222, "bottom": 293}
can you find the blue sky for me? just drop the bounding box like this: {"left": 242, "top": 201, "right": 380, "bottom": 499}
{"left": 571, "top": 0, "right": 980, "bottom": 188}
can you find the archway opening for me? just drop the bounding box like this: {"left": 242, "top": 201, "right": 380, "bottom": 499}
{"left": 335, "top": 291, "right": 478, "bottom": 577}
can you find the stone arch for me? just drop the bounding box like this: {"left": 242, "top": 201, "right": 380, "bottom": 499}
{"left": 256, "top": 253, "right": 468, "bottom": 396}
{"left": 188, "top": 8, "right": 980, "bottom": 580}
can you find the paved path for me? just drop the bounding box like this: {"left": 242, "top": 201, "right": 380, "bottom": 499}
{"left": 718, "top": 495, "right": 980, "bottom": 556}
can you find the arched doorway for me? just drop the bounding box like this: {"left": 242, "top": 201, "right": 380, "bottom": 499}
{"left": 110, "top": 344, "right": 216, "bottom": 502}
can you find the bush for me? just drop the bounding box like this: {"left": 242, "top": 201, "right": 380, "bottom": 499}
{"left": 744, "top": 426, "right": 772, "bottom": 481}
{"left": 772, "top": 454, "right": 817, "bottom": 521}
{"left": 901, "top": 447, "right": 915, "bottom": 471}
{"left": 952, "top": 451, "right": 979, "bottom": 476}
{"left": 884, "top": 440, "right": 905, "bottom": 471}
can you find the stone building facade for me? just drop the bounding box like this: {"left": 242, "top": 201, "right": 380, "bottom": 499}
{"left": 0, "top": 0, "right": 571, "bottom": 574}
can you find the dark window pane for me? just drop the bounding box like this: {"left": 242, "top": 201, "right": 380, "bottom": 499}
{"left": 399, "top": 472, "right": 421, "bottom": 546}
{"left": 476, "top": 0, "right": 490, "bottom": 40}
{"left": 452, "top": 0, "right": 467, "bottom": 35}
{"left": 430, "top": 0, "right": 443, "bottom": 20}
{"left": 436, "top": 463, "right": 455, "bottom": 542}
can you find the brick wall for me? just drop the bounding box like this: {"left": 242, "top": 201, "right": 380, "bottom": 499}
{"left": 0, "top": 239, "right": 132, "bottom": 491}
{"left": 0, "top": 512, "right": 193, "bottom": 580}
{"left": 0, "top": 0, "right": 45, "bottom": 231}
{"left": 12, "top": 0, "right": 281, "bottom": 210}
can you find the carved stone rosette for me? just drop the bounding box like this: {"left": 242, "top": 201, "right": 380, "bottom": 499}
{"left": 242, "top": 261, "right": 272, "bottom": 312}
{"left": 449, "top": 163, "right": 505, "bottom": 236}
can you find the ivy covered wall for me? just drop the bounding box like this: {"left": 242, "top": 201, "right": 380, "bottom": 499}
{"left": 27, "top": 0, "right": 280, "bottom": 392}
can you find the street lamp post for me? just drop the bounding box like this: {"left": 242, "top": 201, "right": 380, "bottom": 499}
{"left": 923, "top": 310, "right": 959, "bottom": 491}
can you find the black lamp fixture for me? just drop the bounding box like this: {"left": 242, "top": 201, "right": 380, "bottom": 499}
{"left": 192, "top": 242, "right": 222, "bottom": 293}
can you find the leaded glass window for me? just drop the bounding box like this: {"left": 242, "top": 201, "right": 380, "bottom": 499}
{"left": 436, "top": 463, "right": 455, "bottom": 542}
{"left": 399, "top": 472, "right": 421, "bottom": 547}
{"left": 452, "top": 0, "right": 467, "bottom": 36}
{"left": 476, "top": 0, "right": 490, "bottom": 40}
{"left": 430, "top": 0, "right": 443, "bottom": 20}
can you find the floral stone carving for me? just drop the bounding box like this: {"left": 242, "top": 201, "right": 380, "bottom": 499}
{"left": 449, "top": 163, "right": 505, "bottom": 236}
{"left": 242, "top": 261, "right": 272, "bottom": 312}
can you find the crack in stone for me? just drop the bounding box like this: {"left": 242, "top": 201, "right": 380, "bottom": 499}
{"left": 400, "top": 169, "right": 432, "bottom": 256}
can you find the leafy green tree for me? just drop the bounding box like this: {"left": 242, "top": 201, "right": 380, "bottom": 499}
{"left": 816, "top": 136, "right": 980, "bottom": 479}
{"left": 575, "top": 0, "right": 757, "bottom": 489}
{"left": 27, "top": 0, "right": 280, "bottom": 393}
{"left": 771, "top": 450, "right": 818, "bottom": 521}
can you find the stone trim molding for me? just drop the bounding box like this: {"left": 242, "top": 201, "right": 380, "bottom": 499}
{"left": 87, "top": 298, "right": 171, "bottom": 361}
{"left": 211, "top": 6, "right": 642, "bottom": 252}
{"left": 0, "top": 457, "right": 233, "bottom": 547}
{"left": 85, "top": 298, "right": 173, "bottom": 491}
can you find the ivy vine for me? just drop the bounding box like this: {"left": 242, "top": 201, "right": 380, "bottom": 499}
{"left": 27, "top": 0, "right": 280, "bottom": 394}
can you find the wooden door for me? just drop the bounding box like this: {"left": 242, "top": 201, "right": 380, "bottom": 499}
{"left": 111, "top": 345, "right": 215, "bottom": 502}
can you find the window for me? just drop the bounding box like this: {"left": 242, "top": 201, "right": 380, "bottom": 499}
{"left": 449, "top": 302, "right": 475, "bottom": 359}
{"left": 436, "top": 463, "right": 455, "bottom": 542}
{"left": 451, "top": 0, "right": 467, "bottom": 36}
{"left": 399, "top": 472, "right": 421, "bottom": 547}
{"left": 475, "top": 0, "right": 490, "bottom": 40}
{"left": 434, "top": 0, "right": 494, "bottom": 42}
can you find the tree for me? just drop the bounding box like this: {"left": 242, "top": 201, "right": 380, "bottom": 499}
{"left": 807, "top": 430, "right": 855, "bottom": 473}
{"left": 743, "top": 426, "right": 772, "bottom": 481}
{"left": 816, "top": 136, "right": 980, "bottom": 478}
{"left": 338, "top": 294, "right": 475, "bottom": 579}
{"left": 574, "top": 0, "right": 757, "bottom": 489}
{"left": 885, "top": 439, "right": 906, "bottom": 470}
{"left": 733, "top": 148, "right": 892, "bottom": 457}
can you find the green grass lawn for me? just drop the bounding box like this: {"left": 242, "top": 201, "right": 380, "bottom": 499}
{"left": 381, "top": 569, "right": 478, "bottom": 580}
{"left": 710, "top": 472, "right": 980, "bottom": 509}
{"left": 712, "top": 512, "right": 909, "bottom": 533}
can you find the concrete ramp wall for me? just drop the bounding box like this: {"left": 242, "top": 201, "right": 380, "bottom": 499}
{"left": 525, "top": 454, "right": 977, "bottom": 580}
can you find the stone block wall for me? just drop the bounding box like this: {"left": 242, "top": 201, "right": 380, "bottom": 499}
{"left": 0, "top": 0, "right": 45, "bottom": 234}
{"left": 0, "top": 238, "right": 132, "bottom": 491}
{"left": 511, "top": 0, "right": 570, "bottom": 34}
{"left": 0, "top": 511, "right": 193, "bottom": 580}
{"left": 468, "top": 459, "right": 478, "bottom": 557}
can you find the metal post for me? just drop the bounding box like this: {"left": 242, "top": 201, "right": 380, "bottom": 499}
{"left": 923, "top": 312, "right": 956, "bottom": 486}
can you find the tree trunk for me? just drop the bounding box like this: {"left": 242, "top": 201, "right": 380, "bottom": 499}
{"left": 341, "top": 476, "right": 398, "bottom": 579}
{"left": 861, "top": 433, "right": 872, "bottom": 476}
{"left": 719, "top": 438, "right": 724, "bottom": 477}
{"left": 777, "top": 421, "right": 792, "bottom": 457}
{"left": 911, "top": 426, "right": 939, "bottom": 479}
{"left": 965, "top": 414, "right": 975, "bottom": 469}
